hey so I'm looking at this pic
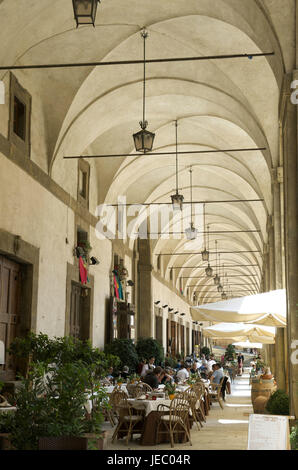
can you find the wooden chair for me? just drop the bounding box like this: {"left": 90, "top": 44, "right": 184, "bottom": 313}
{"left": 209, "top": 376, "right": 228, "bottom": 409}
{"left": 111, "top": 390, "right": 143, "bottom": 445}
{"left": 156, "top": 396, "right": 192, "bottom": 448}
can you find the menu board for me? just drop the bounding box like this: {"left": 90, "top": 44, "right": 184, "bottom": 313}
{"left": 247, "top": 414, "right": 290, "bottom": 450}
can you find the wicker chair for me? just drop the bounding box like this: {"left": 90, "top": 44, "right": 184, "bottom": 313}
{"left": 208, "top": 376, "right": 228, "bottom": 409}
{"left": 135, "top": 382, "right": 153, "bottom": 396}
{"left": 192, "top": 383, "right": 207, "bottom": 424}
{"left": 180, "top": 388, "right": 202, "bottom": 430}
{"left": 156, "top": 396, "right": 192, "bottom": 448}
{"left": 111, "top": 390, "right": 143, "bottom": 445}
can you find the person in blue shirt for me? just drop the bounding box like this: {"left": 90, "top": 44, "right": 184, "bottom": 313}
{"left": 210, "top": 363, "right": 224, "bottom": 384}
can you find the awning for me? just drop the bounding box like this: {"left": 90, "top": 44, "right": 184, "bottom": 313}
{"left": 192, "top": 290, "right": 286, "bottom": 327}
{"left": 202, "top": 322, "right": 275, "bottom": 344}
{"left": 232, "top": 341, "right": 263, "bottom": 349}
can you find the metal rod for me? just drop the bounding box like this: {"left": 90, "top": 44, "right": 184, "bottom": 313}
{"left": 169, "top": 264, "right": 259, "bottom": 268}
{"left": 148, "top": 230, "right": 261, "bottom": 235}
{"left": 105, "top": 199, "right": 264, "bottom": 207}
{"left": 183, "top": 274, "right": 259, "bottom": 278}
{"left": 63, "top": 147, "right": 267, "bottom": 159}
{"left": 175, "top": 120, "right": 179, "bottom": 193}
{"left": 157, "top": 250, "right": 261, "bottom": 255}
{"left": 0, "top": 52, "right": 275, "bottom": 71}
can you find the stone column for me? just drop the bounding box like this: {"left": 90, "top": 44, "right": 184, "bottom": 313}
{"left": 271, "top": 173, "right": 287, "bottom": 390}
{"left": 281, "top": 71, "right": 298, "bottom": 419}
{"left": 137, "top": 238, "right": 153, "bottom": 338}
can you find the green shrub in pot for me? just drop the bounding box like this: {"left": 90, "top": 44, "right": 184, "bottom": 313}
{"left": 265, "top": 389, "right": 290, "bottom": 416}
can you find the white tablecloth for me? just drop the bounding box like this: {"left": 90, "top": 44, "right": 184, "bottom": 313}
{"left": 128, "top": 398, "right": 172, "bottom": 416}
{"left": 0, "top": 406, "right": 17, "bottom": 414}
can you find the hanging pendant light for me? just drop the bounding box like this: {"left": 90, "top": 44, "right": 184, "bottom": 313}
{"left": 205, "top": 263, "right": 213, "bottom": 277}
{"left": 133, "top": 30, "right": 155, "bottom": 153}
{"left": 217, "top": 254, "right": 223, "bottom": 292}
{"left": 221, "top": 292, "right": 227, "bottom": 300}
{"left": 185, "top": 167, "right": 197, "bottom": 239}
{"left": 171, "top": 120, "right": 184, "bottom": 210}
{"left": 73, "top": 0, "right": 100, "bottom": 27}
{"left": 201, "top": 211, "right": 209, "bottom": 261}
{"left": 213, "top": 240, "right": 220, "bottom": 285}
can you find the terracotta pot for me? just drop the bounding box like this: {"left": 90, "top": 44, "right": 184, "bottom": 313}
{"left": 169, "top": 394, "right": 175, "bottom": 400}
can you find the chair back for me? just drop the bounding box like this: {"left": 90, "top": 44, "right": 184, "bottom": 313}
{"left": 136, "top": 382, "right": 153, "bottom": 396}
{"left": 169, "top": 395, "right": 190, "bottom": 423}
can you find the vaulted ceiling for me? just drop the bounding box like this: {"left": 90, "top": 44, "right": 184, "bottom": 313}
{"left": 1, "top": 0, "right": 296, "bottom": 304}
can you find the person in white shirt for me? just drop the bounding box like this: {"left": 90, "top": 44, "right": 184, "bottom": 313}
{"left": 141, "top": 356, "right": 155, "bottom": 377}
{"left": 176, "top": 362, "right": 191, "bottom": 383}
{"left": 206, "top": 355, "right": 216, "bottom": 374}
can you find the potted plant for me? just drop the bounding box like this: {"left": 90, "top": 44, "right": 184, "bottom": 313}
{"left": 165, "top": 382, "right": 176, "bottom": 400}
{"left": 265, "top": 389, "right": 290, "bottom": 416}
{"left": 0, "top": 333, "right": 120, "bottom": 450}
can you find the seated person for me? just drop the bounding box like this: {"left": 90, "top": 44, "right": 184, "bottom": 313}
{"left": 161, "top": 367, "right": 174, "bottom": 385}
{"left": 190, "top": 362, "right": 201, "bottom": 377}
{"left": 142, "top": 366, "right": 164, "bottom": 390}
{"left": 176, "top": 362, "right": 191, "bottom": 383}
{"left": 121, "top": 365, "right": 130, "bottom": 381}
{"left": 210, "top": 363, "right": 224, "bottom": 384}
{"left": 102, "top": 367, "right": 114, "bottom": 385}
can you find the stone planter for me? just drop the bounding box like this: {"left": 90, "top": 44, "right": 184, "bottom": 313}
{"left": 38, "top": 431, "right": 107, "bottom": 450}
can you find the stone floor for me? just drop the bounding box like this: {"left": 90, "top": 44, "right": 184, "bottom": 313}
{"left": 104, "top": 369, "right": 253, "bottom": 450}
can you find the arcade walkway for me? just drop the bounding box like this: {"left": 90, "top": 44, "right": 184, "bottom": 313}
{"left": 106, "top": 370, "right": 253, "bottom": 450}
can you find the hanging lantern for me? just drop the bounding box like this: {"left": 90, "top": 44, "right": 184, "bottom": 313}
{"left": 221, "top": 292, "right": 227, "bottom": 300}
{"left": 170, "top": 120, "right": 184, "bottom": 209}
{"left": 214, "top": 274, "right": 220, "bottom": 285}
{"left": 133, "top": 30, "right": 155, "bottom": 153}
{"left": 217, "top": 284, "right": 223, "bottom": 293}
{"left": 73, "top": 0, "right": 100, "bottom": 27}
{"left": 171, "top": 192, "right": 184, "bottom": 211}
{"left": 133, "top": 124, "right": 155, "bottom": 153}
{"left": 185, "top": 222, "right": 198, "bottom": 240}
{"left": 205, "top": 264, "right": 213, "bottom": 277}
{"left": 201, "top": 248, "right": 209, "bottom": 262}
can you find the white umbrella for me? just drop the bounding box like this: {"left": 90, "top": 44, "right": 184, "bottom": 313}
{"left": 202, "top": 322, "right": 275, "bottom": 344}
{"left": 233, "top": 341, "right": 263, "bottom": 349}
{"left": 192, "top": 290, "right": 286, "bottom": 327}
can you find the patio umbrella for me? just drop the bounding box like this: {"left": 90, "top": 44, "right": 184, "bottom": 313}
{"left": 192, "top": 290, "right": 286, "bottom": 327}
{"left": 232, "top": 341, "right": 263, "bottom": 349}
{"left": 202, "top": 322, "right": 275, "bottom": 344}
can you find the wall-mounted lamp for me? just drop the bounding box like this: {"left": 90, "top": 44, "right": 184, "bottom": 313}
{"left": 73, "top": 0, "right": 100, "bottom": 27}
{"left": 162, "top": 304, "right": 168, "bottom": 308}
{"left": 180, "top": 313, "right": 186, "bottom": 316}
{"left": 89, "top": 256, "right": 100, "bottom": 265}
{"left": 154, "top": 301, "right": 161, "bottom": 305}
{"left": 127, "top": 280, "right": 134, "bottom": 287}
{"left": 174, "top": 311, "right": 179, "bottom": 314}
{"left": 168, "top": 308, "right": 173, "bottom": 312}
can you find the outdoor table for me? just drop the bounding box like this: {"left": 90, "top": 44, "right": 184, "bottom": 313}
{"left": 140, "top": 408, "right": 194, "bottom": 446}
{"left": 128, "top": 397, "right": 171, "bottom": 417}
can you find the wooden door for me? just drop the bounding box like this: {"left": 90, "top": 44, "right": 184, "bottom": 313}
{"left": 155, "top": 316, "right": 163, "bottom": 345}
{"left": 180, "top": 325, "right": 185, "bottom": 355}
{"left": 0, "top": 255, "right": 21, "bottom": 379}
{"left": 70, "top": 283, "right": 90, "bottom": 341}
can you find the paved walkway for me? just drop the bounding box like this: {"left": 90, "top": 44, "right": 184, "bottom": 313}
{"left": 105, "top": 369, "right": 253, "bottom": 450}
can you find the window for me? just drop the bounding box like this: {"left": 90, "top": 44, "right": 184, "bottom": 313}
{"left": 9, "top": 73, "right": 31, "bottom": 157}
{"left": 157, "top": 254, "right": 161, "bottom": 271}
{"left": 13, "top": 96, "right": 26, "bottom": 140}
{"left": 77, "top": 159, "right": 90, "bottom": 207}
{"left": 170, "top": 268, "right": 173, "bottom": 281}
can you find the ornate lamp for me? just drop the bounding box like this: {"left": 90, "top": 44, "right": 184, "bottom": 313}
{"left": 133, "top": 30, "right": 155, "bottom": 153}
{"left": 171, "top": 120, "right": 184, "bottom": 210}
{"left": 72, "top": 0, "right": 100, "bottom": 27}
{"left": 185, "top": 167, "right": 198, "bottom": 240}
{"left": 201, "top": 208, "right": 209, "bottom": 261}
{"left": 214, "top": 241, "right": 220, "bottom": 285}
{"left": 205, "top": 263, "right": 213, "bottom": 277}
{"left": 221, "top": 292, "right": 228, "bottom": 300}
